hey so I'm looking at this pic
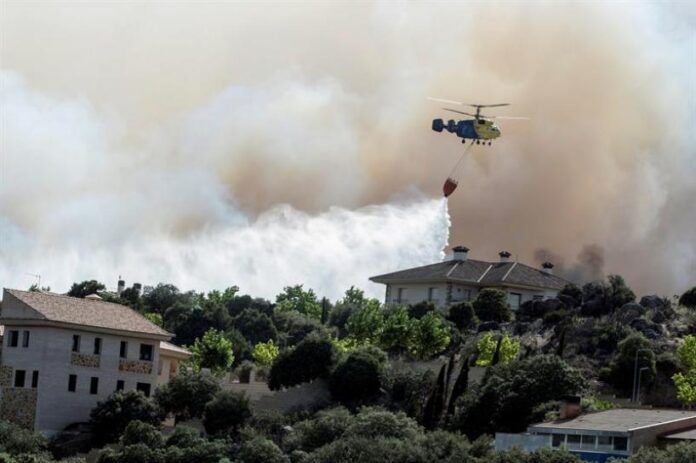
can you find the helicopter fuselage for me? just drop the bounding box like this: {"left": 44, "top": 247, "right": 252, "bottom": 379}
{"left": 432, "top": 118, "right": 501, "bottom": 141}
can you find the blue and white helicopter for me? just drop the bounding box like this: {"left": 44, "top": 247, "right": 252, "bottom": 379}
{"left": 429, "top": 97, "right": 527, "bottom": 145}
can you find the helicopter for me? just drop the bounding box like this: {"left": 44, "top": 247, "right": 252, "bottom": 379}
{"left": 429, "top": 97, "right": 527, "bottom": 145}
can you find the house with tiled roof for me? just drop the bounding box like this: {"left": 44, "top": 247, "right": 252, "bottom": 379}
{"left": 370, "top": 246, "right": 571, "bottom": 310}
{"left": 0, "top": 288, "right": 190, "bottom": 435}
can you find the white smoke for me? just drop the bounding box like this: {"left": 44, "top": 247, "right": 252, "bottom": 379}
{"left": 0, "top": 72, "right": 450, "bottom": 298}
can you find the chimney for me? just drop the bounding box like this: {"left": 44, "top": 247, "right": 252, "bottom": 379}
{"left": 117, "top": 278, "right": 125, "bottom": 295}
{"left": 559, "top": 396, "right": 582, "bottom": 420}
{"left": 499, "top": 251, "right": 512, "bottom": 263}
{"left": 452, "top": 246, "right": 469, "bottom": 261}
{"left": 541, "top": 262, "right": 554, "bottom": 274}
{"left": 133, "top": 282, "right": 142, "bottom": 296}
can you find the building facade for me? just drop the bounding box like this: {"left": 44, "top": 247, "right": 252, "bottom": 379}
{"left": 0, "top": 289, "right": 189, "bottom": 436}
{"left": 495, "top": 408, "right": 696, "bottom": 462}
{"left": 370, "top": 246, "right": 570, "bottom": 309}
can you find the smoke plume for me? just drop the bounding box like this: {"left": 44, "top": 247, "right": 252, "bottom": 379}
{"left": 1, "top": 2, "right": 694, "bottom": 297}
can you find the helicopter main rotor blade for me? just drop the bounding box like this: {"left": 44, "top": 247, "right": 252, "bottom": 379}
{"left": 443, "top": 108, "right": 478, "bottom": 117}
{"left": 491, "top": 116, "right": 530, "bottom": 120}
{"left": 428, "top": 97, "right": 464, "bottom": 105}
{"left": 470, "top": 103, "right": 510, "bottom": 108}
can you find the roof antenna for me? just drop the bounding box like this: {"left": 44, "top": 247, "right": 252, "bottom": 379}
{"left": 26, "top": 273, "right": 41, "bottom": 288}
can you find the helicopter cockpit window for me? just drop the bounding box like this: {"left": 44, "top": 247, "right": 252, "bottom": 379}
{"left": 478, "top": 120, "right": 485, "bottom": 124}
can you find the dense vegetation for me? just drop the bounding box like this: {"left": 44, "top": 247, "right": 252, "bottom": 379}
{"left": 7, "top": 278, "right": 696, "bottom": 462}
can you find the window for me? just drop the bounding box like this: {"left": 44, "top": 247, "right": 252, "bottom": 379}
{"left": 136, "top": 382, "right": 151, "bottom": 397}
{"left": 72, "top": 335, "right": 81, "bottom": 353}
{"left": 566, "top": 435, "right": 581, "bottom": 448}
{"left": 90, "top": 377, "right": 99, "bottom": 395}
{"left": 22, "top": 331, "right": 30, "bottom": 348}
{"left": 533, "top": 295, "right": 544, "bottom": 301}
{"left": 120, "top": 341, "right": 128, "bottom": 359}
{"left": 94, "top": 337, "right": 102, "bottom": 355}
{"left": 31, "top": 371, "right": 39, "bottom": 388}
{"left": 139, "top": 344, "right": 153, "bottom": 361}
{"left": 14, "top": 370, "right": 26, "bottom": 388}
{"left": 68, "top": 374, "right": 77, "bottom": 392}
{"left": 508, "top": 292, "right": 522, "bottom": 311}
{"left": 613, "top": 436, "right": 628, "bottom": 451}
{"left": 8, "top": 330, "right": 19, "bottom": 347}
{"left": 597, "top": 436, "right": 612, "bottom": 450}
{"left": 427, "top": 287, "right": 438, "bottom": 301}
{"left": 116, "top": 380, "right": 125, "bottom": 391}
{"left": 581, "top": 435, "right": 596, "bottom": 449}
{"left": 396, "top": 288, "right": 405, "bottom": 303}
{"left": 552, "top": 434, "right": 565, "bottom": 447}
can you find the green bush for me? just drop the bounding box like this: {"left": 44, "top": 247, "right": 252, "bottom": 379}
{"left": 89, "top": 391, "right": 162, "bottom": 444}
{"left": 680, "top": 287, "right": 696, "bottom": 310}
{"left": 473, "top": 289, "right": 512, "bottom": 323}
{"left": 238, "top": 436, "right": 289, "bottom": 463}
{"left": 329, "top": 346, "right": 386, "bottom": 404}
{"left": 602, "top": 333, "right": 655, "bottom": 395}
{"left": 202, "top": 390, "right": 251, "bottom": 436}
{"left": 154, "top": 371, "right": 220, "bottom": 422}
{"left": 120, "top": 421, "right": 163, "bottom": 448}
{"left": 447, "top": 302, "right": 476, "bottom": 330}
{"left": 453, "top": 355, "right": 586, "bottom": 438}
{"left": 289, "top": 407, "right": 353, "bottom": 452}
{"left": 0, "top": 420, "right": 46, "bottom": 455}
{"left": 345, "top": 407, "right": 421, "bottom": 440}
{"left": 268, "top": 334, "right": 335, "bottom": 390}
{"left": 165, "top": 426, "right": 204, "bottom": 448}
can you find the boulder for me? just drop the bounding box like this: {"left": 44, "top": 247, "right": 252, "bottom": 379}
{"left": 615, "top": 303, "right": 646, "bottom": 324}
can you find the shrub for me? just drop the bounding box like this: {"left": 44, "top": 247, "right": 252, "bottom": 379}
{"left": 268, "top": 334, "right": 335, "bottom": 390}
{"left": 680, "top": 287, "right": 696, "bottom": 310}
{"left": 189, "top": 329, "right": 234, "bottom": 374}
{"left": 453, "top": 355, "right": 586, "bottom": 438}
{"left": 154, "top": 371, "right": 220, "bottom": 422}
{"left": 232, "top": 309, "right": 278, "bottom": 345}
{"left": 409, "top": 312, "right": 451, "bottom": 359}
{"left": 447, "top": 302, "right": 476, "bottom": 330}
{"left": 0, "top": 420, "right": 46, "bottom": 455}
{"left": 330, "top": 346, "right": 387, "bottom": 404}
{"left": 238, "top": 436, "right": 289, "bottom": 463}
{"left": 473, "top": 289, "right": 511, "bottom": 323}
{"left": 345, "top": 407, "right": 421, "bottom": 440}
{"left": 120, "top": 420, "right": 163, "bottom": 448}
{"left": 89, "top": 391, "right": 162, "bottom": 444}
{"left": 603, "top": 333, "right": 655, "bottom": 395}
{"left": 289, "top": 407, "right": 353, "bottom": 452}
{"left": 202, "top": 390, "right": 251, "bottom": 436}
{"left": 165, "top": 426, "right": 204, "bottom": 448}
{"left": 408, "top": 301, "right": 436, "bottom": 320}
{"left": 252, "top": 340, "right": 280, "bottom": 367}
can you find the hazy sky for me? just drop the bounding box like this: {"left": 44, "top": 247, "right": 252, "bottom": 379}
{"left": 1, "top": 1, "right": 694, "bottom": 298}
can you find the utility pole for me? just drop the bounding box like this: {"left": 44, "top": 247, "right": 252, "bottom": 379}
{"left": 632, "top": 348, "right": 652, "bottom": 402}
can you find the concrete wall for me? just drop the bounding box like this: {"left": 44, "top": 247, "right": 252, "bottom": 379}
{"left": 1, "top": 325, "right": 162, "bottom": 435}
{"left": 223, "top": 378, "right": 332, "bottom": 413}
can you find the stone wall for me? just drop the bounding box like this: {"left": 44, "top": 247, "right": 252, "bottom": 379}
{"left": 0, "top": 365, "right": 12, "bottom": 387}
{"left": 0, "top": 387, "right": 37, "bottom": 430}
{"left": 119, "top": 359, "right": 153, "bottom": 375}
{"left": 71, "top": 352, "right": 101, "bottom": 368}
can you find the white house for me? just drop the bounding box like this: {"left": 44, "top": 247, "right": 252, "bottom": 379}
{"left": 370, "top": 246, "right": 570, "bottom": 310}
{"left": 0, "top": 288, "right": 190, "bottom": 435}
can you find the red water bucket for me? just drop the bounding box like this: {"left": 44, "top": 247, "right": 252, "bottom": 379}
{"left": 443, "top": 178, "right": 458, "bottom": 197}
